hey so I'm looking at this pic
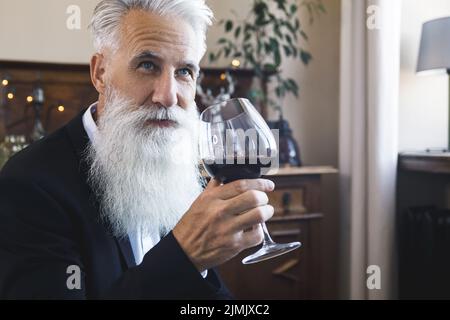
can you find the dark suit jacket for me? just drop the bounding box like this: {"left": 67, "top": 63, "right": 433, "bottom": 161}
{"left": 0, "top": 110, "right": 231, "bottom": 299}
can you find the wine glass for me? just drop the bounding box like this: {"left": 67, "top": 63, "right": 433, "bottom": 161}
{"left": 199, "top": 98, "right": 301, "bottom": 264}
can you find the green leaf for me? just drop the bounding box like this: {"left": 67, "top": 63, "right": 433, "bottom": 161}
{"left": 274, "top": 49, "right": 281, "bottom": 67}
{"left": 243, "top": 43, "right": 253, "bottom": 52}
{"left": 224, "top": 47, "right": 231, "bottom": 58}
{"left": 269, "top": 37, "right": 279, "bottom": 51}
{"left": 318, "top": 3, "right": 326, "bottom": 13}
{"left": 300, "top": 30, "right": 308, "bottom": 41}
{"left": 263, "top": 63, "right": 277, "bottom": 72}
{"left": 290, "top": 4, "right": 298, "bottom": 14}
{"left": 275, "top": 85, "right": 286, "bottom": 98}
{"left": 253, "top": 1, "right": 268, "bottom": 15}
{"left": 283, "top": 45, "right": 291, "bottom": 57}
{"left": 273, "top": 24, "right": 282, "bottom": 38}
{"left": 225, "top": 20, "right": 233, "bottom": 32}
{"left": 275, "top": 0, "right": 287, "bottom": 12}
{"left": 256, "top": 19, "right": 271, "bottom": 27}
{"left": 285, "top": 34, "right": 292, "bottom": 44}
{"left": 218, "top": 38, "right": 227, "bottom": 44}
{"left": 257, "top": 40, "right": 262, "bottom": 55}
{"left": 275, "top": 86, "right": 281, "bottom": 97}
{"left": 244, "top": 23, "right": 254, "bottom": 33}
{"left": 209, "top": 49, "right": 223, "bottom": 63}
{"left": 285, "top": 21, "right": 296, "bottom": 35}
{"left": 215, "top": 49, "right": 223, "bottom": 61}
{"left": 234, "top": 26, "right": 241, "bottom": 39}
{"left": 267, "top": 12, "right": 276, "bottom": 21}
{"left": 287, "top": 78, "right": 299, "bottom": 91}
{"left": 300, "top": 50, "right": 312, "bottom": 65}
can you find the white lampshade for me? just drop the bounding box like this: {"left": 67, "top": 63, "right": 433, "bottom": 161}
{"left": 417, "top": 17, "right": 450, "bottom": 75}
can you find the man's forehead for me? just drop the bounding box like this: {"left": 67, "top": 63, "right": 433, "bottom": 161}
{"left": 119, "top": 9, "right": 201, "bottom": 61}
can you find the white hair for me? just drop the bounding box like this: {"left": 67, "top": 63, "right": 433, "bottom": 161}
{"left": 86, "top": 88, "right": 203, "bottom": 239}
{"left": 89, "top": 0, "right": 213, "bottom": 53}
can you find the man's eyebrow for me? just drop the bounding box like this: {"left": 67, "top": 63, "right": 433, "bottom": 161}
{"left": 130, "top": 50, "right": 199, "bottom": 75}
{"left": 130, "top": 50, "right": 161, "bottom": 65}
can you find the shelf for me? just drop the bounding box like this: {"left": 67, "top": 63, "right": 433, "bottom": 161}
{"left": 270, "top": 228, "right": 301, "bottom": 237}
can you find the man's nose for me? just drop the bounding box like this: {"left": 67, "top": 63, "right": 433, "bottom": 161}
{"left": 151, "top": 71, "right": 177, "bottom": 108}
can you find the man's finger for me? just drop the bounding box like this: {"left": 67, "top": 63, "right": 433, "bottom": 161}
{"left": 204, "top": 178, "right": 221, "bottom": 190}
{"left": 224, "top": 190, "right": 269, "bottom": 215}
{"left": 215, "top": 179, "right": 275, "bottom": 200}
{"left": 240, "top": 225, "right": 264, "bottom": 250}
{"left": 230, "top": 205, "right": 274, "bottom": 233}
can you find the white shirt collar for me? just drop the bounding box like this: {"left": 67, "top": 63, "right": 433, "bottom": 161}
{"left": 82, "top": 102, "right": 98, "bottom": 142}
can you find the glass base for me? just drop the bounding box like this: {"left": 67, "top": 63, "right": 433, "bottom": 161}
{"left": 242, "top": 241, "right": 301, "bottom": 264}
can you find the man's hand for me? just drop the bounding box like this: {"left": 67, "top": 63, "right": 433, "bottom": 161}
{"left": 173, "top": 178, "right": 275, "bottom": 272}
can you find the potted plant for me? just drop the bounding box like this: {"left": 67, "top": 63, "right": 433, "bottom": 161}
{"left": 208, "top": 0, "right": 325, "bottom": 166}
{"left": 209, "top": 0, "right": 325, "bottom": 117}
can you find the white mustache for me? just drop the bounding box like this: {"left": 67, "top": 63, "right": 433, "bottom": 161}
{"left": 103, "top": 89, "right": 199, "bottom": 128}
{"left": 145, "top": 107, "right": 178, "bottom": 121}
{"left": 132, "top": 104, "right": 199, "bottom": 129}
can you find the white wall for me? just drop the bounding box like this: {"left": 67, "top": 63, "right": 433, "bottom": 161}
{"left": 0, "top": 0, "right": 97, "bottom": 64}
{"left": 399, "top": 0, "right": 450, "bottom": 151}
{"left": 203, "top": 0, "right": 251, "bottom": 66}
{"left": 281, "top": 0, "right": 340, "bottom": 167}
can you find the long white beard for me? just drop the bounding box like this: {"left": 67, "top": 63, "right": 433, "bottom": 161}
{"left": 86, "top": 91, "right": 203, "bottom": 239}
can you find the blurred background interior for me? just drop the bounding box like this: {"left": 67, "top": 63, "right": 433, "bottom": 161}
{"left": 1, "top": 0, "right": 450, "bottom": 299}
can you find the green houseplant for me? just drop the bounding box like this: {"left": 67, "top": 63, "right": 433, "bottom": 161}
{"left": 209, "top": 0, "right": 325, "bottom": 116}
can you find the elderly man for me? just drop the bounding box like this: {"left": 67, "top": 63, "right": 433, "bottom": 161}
{"left": 0, "top": 0, "right": 274, "bottom": 299}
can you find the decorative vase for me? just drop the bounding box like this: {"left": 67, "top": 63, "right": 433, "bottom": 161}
{"left": 268, "top": 116, "right": 302, "bottom": 167}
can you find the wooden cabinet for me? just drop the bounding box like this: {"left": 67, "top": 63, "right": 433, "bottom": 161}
{"left": 218, "top": 166, "right": 338, "bottom": 299}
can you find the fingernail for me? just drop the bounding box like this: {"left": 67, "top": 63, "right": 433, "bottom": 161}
{"left": 267, "top": 180, "right": 275, "bottom": 190}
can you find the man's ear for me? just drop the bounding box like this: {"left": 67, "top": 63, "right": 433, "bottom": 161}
{"left": 90, "top": 53, "right": 107, "bottom": 95}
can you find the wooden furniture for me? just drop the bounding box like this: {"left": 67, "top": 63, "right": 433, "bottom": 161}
{"left": 0, "top": 61, "right": 97, "bottom": 139}
{"left": 397, "top": 152, "right": 450, "bottom": 299}
{"left": 218, "top": 166, "right": 338, "bottom": 299}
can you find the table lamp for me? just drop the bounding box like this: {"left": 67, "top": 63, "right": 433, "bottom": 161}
{"left": 417, "top": 17, "right": 450, "bottom": 151}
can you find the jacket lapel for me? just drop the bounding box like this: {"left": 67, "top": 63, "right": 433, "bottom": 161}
{"left": 65, "top": 109, "right": 137, "bottom": 269}
{"left": 114, "top": 236, "right": 137, "bottom": 269}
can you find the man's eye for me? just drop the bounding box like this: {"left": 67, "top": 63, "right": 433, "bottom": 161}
{"left": 138, "top": 61, "right": 156, "bottom": 71}
{"left": 177, "top": 68, "right": 193, "bottom": 78}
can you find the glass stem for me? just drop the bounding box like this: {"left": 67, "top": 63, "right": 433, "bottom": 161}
{"left": 261, "top": 222, "right": 275, "bottom": 246}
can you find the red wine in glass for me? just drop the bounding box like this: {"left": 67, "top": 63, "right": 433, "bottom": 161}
{"left": 202, "top": 156, "right": 272, "bottom": 184}
{"left": 199, "top": 98, "right": 301, "bottom": 264}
